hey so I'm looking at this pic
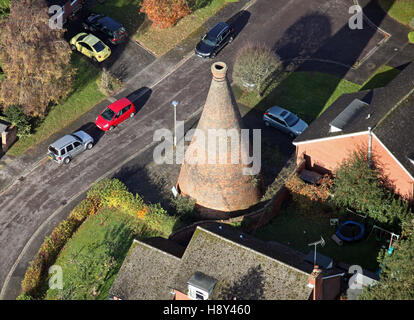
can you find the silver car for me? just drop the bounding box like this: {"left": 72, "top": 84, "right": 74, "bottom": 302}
{"left": 263, "top": 106, "right": 308, "bottom": 138}
{"left": 47, "top": 130, "right": 94, "bottom": 164}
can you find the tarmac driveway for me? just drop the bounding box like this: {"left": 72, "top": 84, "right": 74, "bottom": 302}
{"left": 0, "top": 0, "right": 404, "bottom": 298}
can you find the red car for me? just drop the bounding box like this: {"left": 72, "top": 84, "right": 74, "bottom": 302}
{"left": 95, "top": 98, "right": 136, "bottom": 131}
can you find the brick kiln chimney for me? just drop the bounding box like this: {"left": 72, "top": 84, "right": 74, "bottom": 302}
{"left": 176, "top": 62, "right": 261, "bottom": 215}
{"left": 308, "top": 265, "right": 323, "bottom": 300}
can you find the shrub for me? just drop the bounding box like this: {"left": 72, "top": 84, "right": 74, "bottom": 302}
{"left": 140, "top": 0, "right": 191, "bottom": 29}
{"left": 333, "top": 149, "right": 411, "bottom": 225}
{"left": 286, "top": 173, "right": 333, "bottom": 203}
{"left": 3, "top": 105, "right": 31, "bottom": 137}
{"left": 97, "top": 68, "right": 121, "bottom": 96}
{"left": 408, "top": 31, "right": 414, "bottom": 44}
{"left": 233, "top": 43, "right": 283, "bottom": 95}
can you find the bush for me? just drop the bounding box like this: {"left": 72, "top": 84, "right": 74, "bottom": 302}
{"left": 3, "top": 105, "right": 31, "bottom": 137}
{"left": 233, "top": 43, "right": 283, "bottom": 95}
{"left": 140, "top": 0, "right": 191, "bottom": 29}
{"left": 408, "top": 31, "right": 414, "bottom": 44}
{"left": 333, "top": 149, "right": 411, "bottom": 225}
{"left": 97, "top": 68, "right": 121, "bottom": 96}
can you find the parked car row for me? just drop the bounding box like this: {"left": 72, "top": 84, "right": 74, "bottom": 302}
{"left": 48, "top": 98, "right": 136, "bottom": 164}
{"left": 70, "top": 13, "right": 128, "bottom": 63}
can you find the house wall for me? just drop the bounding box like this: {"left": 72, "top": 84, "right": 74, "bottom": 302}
{"left": 295, "top": 133, "right": 414, "bottom": 200}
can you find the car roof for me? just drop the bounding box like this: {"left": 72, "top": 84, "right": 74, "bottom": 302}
{"left": 83, "top": 33, "right": 101, "bottom": 46}
{"left": 267, "top": 106, "right": 291, "bottom": 119}
{"left": 107, "top": 97, "right": 132, "bottom": 112}
{"left": 97, "top": 16, "right": 123, "bottom": 31}
{"left": 50, "top": 134, "right": 77, "bottom": 149}
{"left": 207, "top": 22, "right": 229, "bottom": 38}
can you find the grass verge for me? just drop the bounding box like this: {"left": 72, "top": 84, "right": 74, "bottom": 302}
{"left": 234, "top": 65, "right": 401, "bottom": 123}
{"left": 6, "top": 55, "right": 106, "bottom": 157}
{"left": 378, "top": 0, "right": 414, "bottom": 27}
{"left": 44, "top": 207, "right": 161, "bottom": 300}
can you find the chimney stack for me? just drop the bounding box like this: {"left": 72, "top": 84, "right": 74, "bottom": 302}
{"left": 308, "top": 265, "right": 323, "bottom": 300}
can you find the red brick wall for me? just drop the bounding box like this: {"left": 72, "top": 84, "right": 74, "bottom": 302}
{"left": 296, "top": 133, "right": 414, "bottom": 200}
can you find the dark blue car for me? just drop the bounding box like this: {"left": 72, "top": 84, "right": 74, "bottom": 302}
{"left": 195, "top": 22, "right": 234, "bottom": 58}
{"left": 82, "top": 13, "right": 128, "bottom": 45}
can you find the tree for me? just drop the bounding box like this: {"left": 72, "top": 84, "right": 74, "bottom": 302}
{"left": 233, "top": 43, "right": 283, "bottom": 95}
{"left": 0, "top": 0, "right": 74, "bottom": 116}
{"left": 140, "top": 0, "right": 191, "bottom": 29}
{"left": 332, "top": 149, "right": 410, "bottom": 225}
{"left": 359, "top": 223, "right": 414, "bottom": 300}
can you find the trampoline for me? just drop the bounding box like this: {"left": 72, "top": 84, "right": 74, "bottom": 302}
{"left": 336, "top": 220, "right": 365, "bottom": 242}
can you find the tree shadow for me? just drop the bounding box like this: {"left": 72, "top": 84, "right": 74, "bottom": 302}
{"left": 225, "top": 9, "right": 250, "bottom": 39}
{"left": 252, "top": 0, "right": 397, "bottom": 128}
{"left": 188, "top": 0, "right": 213, "bottom": 12}
{"left": 212, "top": 265, "right": 266, "bottom": 300}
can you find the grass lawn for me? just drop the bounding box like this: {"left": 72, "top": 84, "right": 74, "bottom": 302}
{"left": 5, "top": 55, "right": 106, "bottom": 157}
{"left": 92, "top": 0, "right": 238, "bottom": 57}
{"left": 378, "top": 0, "right": 414, "bottom": 27}
{"left": 234, "top": 65, "right": 401, "bottom": 123}
{"left": 253, "top": 201, "right": 383, "bottom": 272}
{"left": 44, "top": 207, "right": 165, "bottom": 300}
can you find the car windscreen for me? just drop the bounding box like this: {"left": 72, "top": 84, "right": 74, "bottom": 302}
{"left": 71, "top": 134, "right": 82, "bottom": 142}
{"left": 77, "top": 34, "right": 87, "bottom": 42}
{"left": 48, "top": 146, "right": 59, "bottom": 155}
{"left": 93, "top": 41, "right": 105, "bottom": 52}
{"left": 201, "top": 33, "right": 217, "bottom": 46}
{"left": 285, "top": 113, "right": 299, "bottom": 127}
{"left": 101, "top": 107, "right": 115, "bottom": 121}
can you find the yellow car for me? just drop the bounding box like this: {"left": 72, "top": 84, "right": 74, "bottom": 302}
{"left": 70, "top": 32, "right": 111, "bottom": 63}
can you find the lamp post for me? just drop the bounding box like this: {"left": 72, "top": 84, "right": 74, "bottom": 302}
{"left": 172, "top": 100, "right": 179, "bottom": 148}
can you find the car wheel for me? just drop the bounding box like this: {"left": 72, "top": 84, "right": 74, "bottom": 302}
{"left": 92, "top": 57, "right": 98, "bottom": 63}
{"left": 210, "top": 52, "right": 216, "bottom": 59}
{"left": 228, "top": 36, "right": 233, "bottom": 43}
{"left": 70, "top": 44, "right": 77, "bottom": 51}
{"left": 264, "top": 121, "right": 270, "bottom": 127}
{"left": 288, "top": 132, "right": 296, "bottom": 139}
{"left": 63, "top": 157, "right": 71, "bottom": 165}
{"left": 86, "top": 142, "right": 93, "bottom": 150}
{"left": 108, "top": 126, "right": 114, "bottom": 131}
{"left": 82, "top": 23, "right": 89, "bottom": 30}
{"left": 130, "top": 112, "right": 135, "bottom": 118}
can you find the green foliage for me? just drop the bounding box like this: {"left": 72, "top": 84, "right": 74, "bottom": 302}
{"left": 359, "top": 230, "right": 414, "bottom": 299}
{"left": 233, "top": 43, "right": 283, "bottom": 95}
{"left": 408, "top": 31, "right": 414, "bottom": 43}
{"left": 170, "top": 195, "right": 196, "bottom": 215}
{"left": 16, "top": 293, "right": 32, "bottom": 300}
{"left": 332, "top": 149, "right": 410, "bottom": 225}
{"left": 0, "top": 0, "right": 9, "bottom": 17}
{"left": 3, "top": 105, "right": 32, "bottom": 137}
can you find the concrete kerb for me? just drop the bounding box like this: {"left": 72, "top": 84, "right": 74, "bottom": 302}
{"left": 0, "top": 105, "right": 204, "bottom": 300}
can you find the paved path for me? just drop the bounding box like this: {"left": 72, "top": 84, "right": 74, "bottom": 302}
{"left": 0, "top": 0, "right": 412, "bottom": 299}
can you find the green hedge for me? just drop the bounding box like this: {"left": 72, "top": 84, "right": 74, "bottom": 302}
{"left": 409, "top": 31, "right": 414, "bottom": 44}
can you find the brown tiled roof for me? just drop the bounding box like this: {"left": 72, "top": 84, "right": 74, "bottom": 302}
{"left": 111, "top": 225, "right": 314, "bottom": 300}
{"left": 109, "top": 239, "right": 183, "bottom": 300}
{"left": 171, "top": 225, "right": 313, "bottom": 300}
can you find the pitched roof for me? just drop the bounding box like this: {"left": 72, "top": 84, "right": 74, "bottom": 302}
{"left": 171, "top": 225, "right": 314, "bottom": 300}
{"left": 109, "top": 238, "right": 184, "bottom": 300}
{"left": 374, "top": 94, "right": 414, "bottom": 179}
{"left": 294, "top": 62, "right": 414, "bottom": 144}
{"left": 111, "top": 224, "right": 317, "bottom": 300}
